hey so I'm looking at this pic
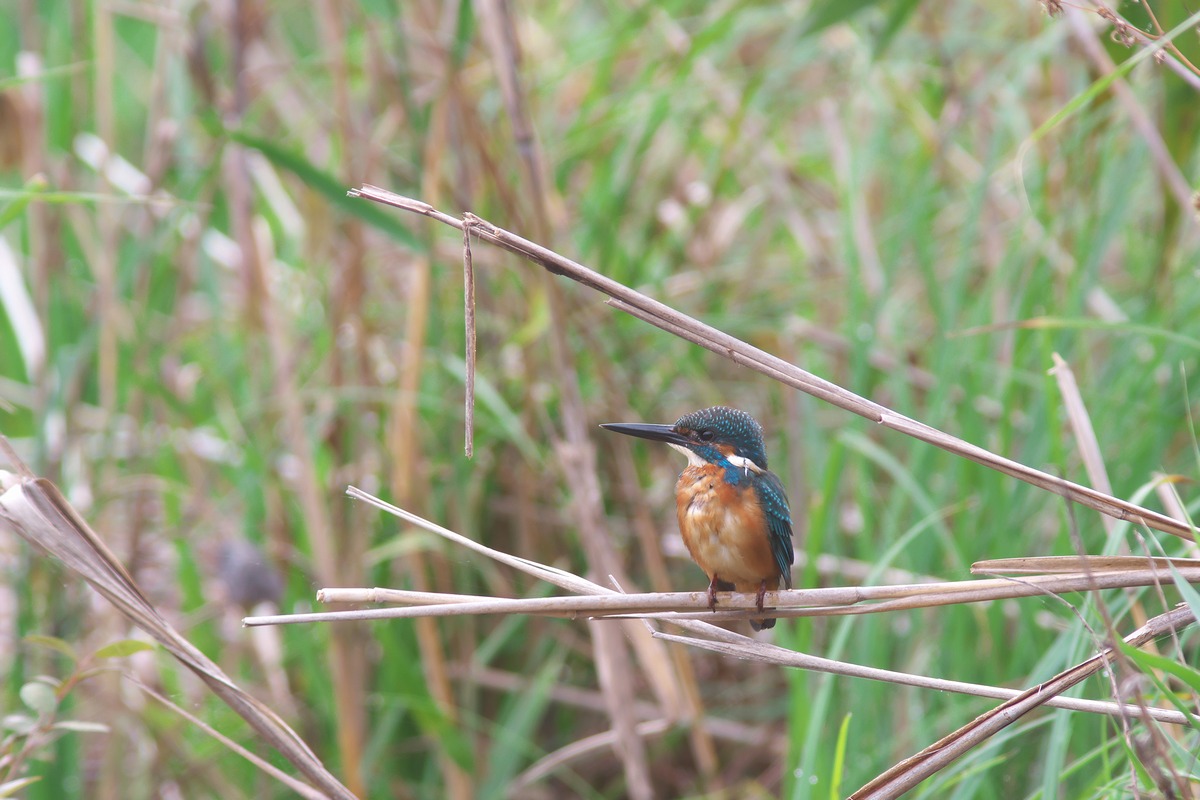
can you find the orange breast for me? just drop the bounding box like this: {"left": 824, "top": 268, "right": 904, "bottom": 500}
{"left": 675, "top": 465, "right": 780, "bottom": 594}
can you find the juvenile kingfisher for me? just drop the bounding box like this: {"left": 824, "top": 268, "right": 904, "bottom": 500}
{"left": 601, "top": 406, "right": 794, "bottom": 630}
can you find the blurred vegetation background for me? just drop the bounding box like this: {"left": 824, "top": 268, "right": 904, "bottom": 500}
{"left": 1, "top": 0, "right": 1199, "bottom": 798}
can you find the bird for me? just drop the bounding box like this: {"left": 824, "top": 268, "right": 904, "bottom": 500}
{"left": 601, "top": 406, "right": 794, "bottom": 630}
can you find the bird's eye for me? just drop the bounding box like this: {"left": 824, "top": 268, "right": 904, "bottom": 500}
{"left": 698, "top": 430, "right": 715, "bottom": 442}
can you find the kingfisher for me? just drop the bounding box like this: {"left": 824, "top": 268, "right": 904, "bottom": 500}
{"left": 601, "top": 406, "right": 794, "bottom": 630}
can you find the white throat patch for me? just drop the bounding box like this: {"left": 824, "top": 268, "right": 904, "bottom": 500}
{"left": 727, "top": 454, "right": 765, "bottom": 475}
{"left": 668, "top": 442, "right": 708, "bottom": 467}
{"left": 669, "top": 443, "right": 765, "bottom": 476}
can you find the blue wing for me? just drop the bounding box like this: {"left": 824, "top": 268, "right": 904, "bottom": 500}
{"left": 755, "top": 470, "right": 795, "bottom": 589}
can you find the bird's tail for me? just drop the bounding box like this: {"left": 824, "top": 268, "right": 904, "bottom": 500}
{"left": 750, "top": 616, "right": 776, "bottom": 631}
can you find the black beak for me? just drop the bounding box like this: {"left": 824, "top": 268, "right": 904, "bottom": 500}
{"left": 599, "top": 422, "right": 688, "bottom": 447}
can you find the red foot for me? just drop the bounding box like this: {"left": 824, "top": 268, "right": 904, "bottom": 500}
{"left": 755, "top": 579, "right": 767, "bottom": 614}
{"left": 707, "top": 576, "right": 719, "bottom": 611}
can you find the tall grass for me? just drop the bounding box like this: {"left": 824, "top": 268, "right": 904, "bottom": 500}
{"left": 1, "top": 1, "right": 1198, "bottom": 797}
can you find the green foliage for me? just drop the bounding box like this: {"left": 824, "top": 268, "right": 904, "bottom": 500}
{"left": 1, "top": 0, "right": 1199, "bottom": 797}
{"left": 829, "top": 712, "right": 852, "bottom": 800}
{"left": 0, "top": 638, "right": 149, "bottom": 796}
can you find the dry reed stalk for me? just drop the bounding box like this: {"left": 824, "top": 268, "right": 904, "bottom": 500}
{"left": 448, "top": 663, "right": 771, "bottom": 745}
{"left": 590, "top": 618, "right": 655, "bottom": 799}
{"left": 652, "top": 627, "right": 1189, "bottom": 728}
{"left": 221, "top": 9, "right": 367, "bottom": 790}
{"left": 0, "top": 456, "right": 356, "bottom": 800}
{"left": 314, "top": 0, "right": 374, "bottom": 786}
{"left": 1050, "top": 353, "right": 1116, "bottom": 531}
{"left": 88, "top": 10, "right": 123, "bottom": 798}
{"left": 1050, "top": 349, "right": 1170, "bottom": 755}
{"left": 250, "top": 563, "right": 1200, "bottom": 625}
{"left": 348, "top": 185, "right": 1196, "bottom": 544}
{"left": 472, "top": 3, "right": 680, "bottom": 793}
{"left": 345, "top": 183, "right": 1200, "bottom": 795}
{"left": 386, "top": 5, "right": 472, "bottom": 796}
{"left": 256, "top": 165, "right": 378, "bottom": 788}
{"left": 1031, "top": 348, "right": 1199, "bottom": 779}
{"left": 511, "top": 718, "right": 678, "bottom": 791}
{"left": 12, "top": 54, "right": 51, "bottom": 463}
{"left": 129, "top": 678, "right": 329, "bottom": 800}
{"left": 1135, "top": 472, "right": 1200, "bottom": 759}
{"left": 974, "top": 555, "right": 1199, "bottom": 574}
{"left": 847, "top": 604, "right": 1197, "bottom": 799}
{"left": 92, "top": 0, "right": 117, "bottom": 417}
{"left": 250, "top": 489, "right": 1190, "bottom": 728}
{"left": 572, "top": 422, "right": 724, "bottom": 776}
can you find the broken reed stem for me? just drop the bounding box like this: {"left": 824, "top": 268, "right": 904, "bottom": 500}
{"left": 347, "top": 185, "right": 1196, "bottom": 544}
{"left": 463, "top": 216, "right": 477, "bottom": 458}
